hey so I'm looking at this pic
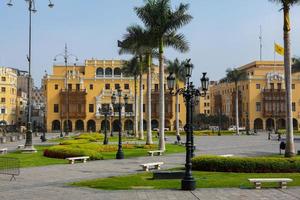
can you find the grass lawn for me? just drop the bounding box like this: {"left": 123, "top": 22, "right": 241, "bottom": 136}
{"left": 0, "top": 146, "right": 68, "bottom": 168}
{"left": 71, "top": 171, "right": 300, "bottom": 190}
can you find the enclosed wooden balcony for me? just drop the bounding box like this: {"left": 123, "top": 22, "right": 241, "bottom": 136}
{"left": 60, "top": 89, "right": 87, "bottom": 119}
{"left": 151, "top": 90, "right": 173, "bottom": 119}
{"left": 262, "top": 89, "right": 286, "bottom": 118}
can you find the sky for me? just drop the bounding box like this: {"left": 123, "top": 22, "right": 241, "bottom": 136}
{"left": 0, "top": 0, "right": 299, "bottom": 87}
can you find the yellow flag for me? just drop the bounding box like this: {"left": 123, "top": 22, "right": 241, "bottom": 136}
{"left": 275, "top": 43, "right": 284, "bottom": 56}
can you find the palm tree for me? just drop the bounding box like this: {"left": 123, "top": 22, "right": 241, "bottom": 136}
{"left": 166, "top": 58, "right": 186, "bottom": 138}
{"left": 121, "top": 57, "right": 139, "bottom": 138}
{"left": 225, "top": 68, "right": 247, "bottom": 135}
{"left": 269, "top": 0, "right": 299, "bottom": 157}
{"left": 135, "top": 0, "right": 192, "bottom": 151}
{"left": 118, "top": 25, "right": 155, "bottom": 142}
{"left": 292, "top": 57, "right": 300, "bottom": 73}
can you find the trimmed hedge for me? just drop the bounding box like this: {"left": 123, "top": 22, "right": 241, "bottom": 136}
{"left": 192, "top": 155, "right": 300, "bottom": 173}
{"left": 44, "top": 146, "right": 103, "bottom": 160}
{"left": 75, "top": 133, "right": 103, "bottom": 141}
{"left": 60, "top": 139, "right": 90, "bottom": 145}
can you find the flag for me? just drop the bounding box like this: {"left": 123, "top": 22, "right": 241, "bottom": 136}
{"left": 274, "top": 43, "right": 284, "bottom": 56}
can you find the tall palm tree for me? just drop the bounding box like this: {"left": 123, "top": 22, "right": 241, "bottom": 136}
{"left": 118, "top": 25, "right": 155, "bottom": 142}
{"left": 166, "top": 58, "right": 186, "bottom": 137}
{"left": 269, "top": 0, "right": 299, "bottom": 157}
{"left": 135, "top": 0, "right": 192, "bottom": 151}
{"left": 225, "top": 68, "right": 247, "bottom": 135}
{"left": 121, "top": 57, "right": 139, "bottom": 137}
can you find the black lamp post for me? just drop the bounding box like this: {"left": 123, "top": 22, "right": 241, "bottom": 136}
{"left": 7, "top": 0, "right": 54, "bottom": 153}
{"left": 167, "top": 59, "right": 209, "bottom": 191}
{"left": 245, "top": 112, "right": 250, "bottom": 135}
{"left": 99, "top": 106, "right": 112, "bottom": 145}
{"left": 53, "top": 44, "right": 78, "bottom": 137}
{"left": 111, "top": 88, "right": 128, "bottom": 159}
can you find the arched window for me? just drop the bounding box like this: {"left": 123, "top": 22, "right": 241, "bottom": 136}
{"left": 105, "top": 68, "right": 112, "bottom": 77}
{"left": 114, "top": 67, "right": 121, "bottom": 77}
{"left": 96, "top": 68, "right": 104, "bottom": 76}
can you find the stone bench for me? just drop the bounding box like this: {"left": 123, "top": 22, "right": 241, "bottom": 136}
{"left": 248, "top": 178, "right": 293, "bottom": 189}
{"left": 66, "top": 156, "right": 89, "bottom": 164}
{"left": 140, "top": 162, "right": 164, "bottom": 171}
{"left": 148, "top": 150, "right": 164, "bottom": 156}
{"left": 0, "top": 148, "right": 8, "bottom": 154}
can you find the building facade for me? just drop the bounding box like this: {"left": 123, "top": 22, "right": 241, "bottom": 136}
{"left": 44, "top": 59, "right": 186, "bottom": 133}
{"left": 210, "top": 61, "right": 300, "bottom": 131}
{"left": 0, "top": 67, "right": 18, "bottom": 125}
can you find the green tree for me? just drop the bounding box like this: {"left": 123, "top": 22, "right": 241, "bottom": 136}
{"left": 135, "top": 0, "right": 192, "bottom": 151}
{"left": 225, "top": 68, "right": 247, "bottom": 135}
{"left": 269, "top": 0, "right": 299, "bottom": 157}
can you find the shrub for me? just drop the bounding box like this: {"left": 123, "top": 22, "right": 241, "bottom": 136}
{"left": 60, "top": 139, "right": 89, "bottom": 145}
{"left": 75, "top": 133, "right": 103, "bottom": 142}
{"left": 44, "top": 146, "right": 103, "bottom": 160}
{"left": 192, "top": 155, "right": 300, "bottom": 173}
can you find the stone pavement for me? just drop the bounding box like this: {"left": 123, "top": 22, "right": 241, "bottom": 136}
{"left": 0, "top": 133, "right": 300, "bottom": 200}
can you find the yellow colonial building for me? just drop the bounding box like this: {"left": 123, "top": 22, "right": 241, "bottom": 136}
{"left": 0, "top": 67, "right": 18, "bottom": 125}
{"left": 210, "top": 61, "right": 300, "bottom": 131}
{"left": 44, "top": 59, "right": 186, "bottom": 133}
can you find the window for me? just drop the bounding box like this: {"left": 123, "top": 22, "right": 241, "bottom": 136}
{"left": 292, "top": 102, "right": 296, "bottom": 112}
{"left": 277, "top": 83, "right": 282, "bottom": 90}
{"left": 1, "top": 87, "right": 5, "bottom": 92}
{"left": 89, "top": 104, "right": 94, "bottom": 113}
{"left": 105, "top": 84, "right": 110, "bottom": 90}
{"left": 105, "top": 68, "right": 112, "bottom": 76}
{"left": 54, "top": 84, "right": 58, "bottom": 90}
{"left": 143, "top": 84, "right": 145, "bottom": 90}
{"left": 114, "top": 68, "right": 121, "bottom": 76}
{"left": 1, "top": 77, "right": 6, "bottom": 81}
{"left": 292, "top": 84, "right": 295, "bottom": 90}
{"left": 143, "top": 104, "right": 145, "bottom": 113}
{"left": 68, "top": 84, "right": 72, "bottom": 90}
{"left": 115, "top": 84, "right": 120, "bottom": 90}
{"left": 96, "top": 68, "right": 104, "bottom": 76}
{"left": 1, "top": 98, "right": 5, "bottom": 103}
{"left": 76, "top": 84, "right": 80, "bottom": 91}
{"left": 155, "top": 84, "right": 159, "bottom": 91}
{"left": 270, "top": 83, "right": 274, "bottom": 90}
{"left": 1, "top": 108, "right": 5, "bottom": 114}
{"left": 207, "top": 103, "right": 210, "bottom": 107}
{"left": 204, "top": 103, "right": 206, "bottom": 107}
{"left": 256, "top": 102, "right": 261, "bottom": 112}
{"left": 256, "top": 84, "right": 260, "bottom": 89}
{"left": 178, "top": 104, "right": 180, "bottom": 112}
{"left": 90, "top": 84, "right": 93, "bottom": 90}
{"left": 124, "top": 84, "right": 129, "bottom": 90}
{"left": 54, "top": 104, "right": 59, "bottom": 113}
{"left": 125, "top": 104, "right": 133, "bottom": 112}
{"left": 78, "top": 104, "right": 82, "bottom": 113}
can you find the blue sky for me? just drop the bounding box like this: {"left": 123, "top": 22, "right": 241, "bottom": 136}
{"left": 0, "top": 0, "right": 299, "bottom": 87}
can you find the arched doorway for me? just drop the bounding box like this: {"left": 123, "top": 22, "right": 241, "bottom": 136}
{"left": 277, "top": 118, "right": 285, "bottom": 130}
{"left": 254, "top": 118, "right": 263, "bottom": 130}
{"left": 75, "top": 120, "right": 84, "bottom": 131}
{"left": 143, "top": 120, "right": 147, "bottom": 131}
{"left": 266, "top": 118, "right": 274, "bottom": 130}
{"left": 87, "top": 120, "right": 96, "bottom": 132}
{"left": 151, "top": 119, "right": 159, "bottom": 130}
{"left": 101, "top": 120, "right": 110, "bottom": 132}
{"left": 63, "top": 120, "right": 72, "bottom": 132}
{"left": 124, "top": 120, "right": 133, "bottom": 131}
{"left": 165, "top": 120, "right": 171, "bottom": 131}
{"left": 112, "top": 120, "right": 120, "bottom": 132}
{"left": 52, "top": 120, "right": 60, "bottom": 131}
{"left": 293, "top": 118, "right": 298, "bottom": 130}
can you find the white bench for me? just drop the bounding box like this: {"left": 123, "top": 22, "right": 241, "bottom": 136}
{"left": 220, "top": 154, "right": 234, "bottom": 157}
{"left": 148, "top": 150, "right": 164, "bottom": 156}
{"left": 17, "top": 145, "right": 24, "bottom": 149}
{"left": 248, "top": 178, "right": 293, "bottom": 189}
{"left": 140, "top": 162, "right": 164, "bottom": 171}
{"left": 66, "top": 156, "right": 90, "bottom": 164}
{"left": 0, "top": 148, "right": 8, "bottom": 154}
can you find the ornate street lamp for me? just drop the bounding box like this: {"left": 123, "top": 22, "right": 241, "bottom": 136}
{"left": 167, "top": 59, "right": 209, "bottom": 191}
{"left": 7, "top": 0, "right": 54, "bottom": 153}
{"left": 111, "top": 88, "right": 128, "bottom": 159}
{"left": 53, "top": 44, "right": 78, "bottom": 137}
{"left": 99, "top": 105, "right": 113, "bottom": 145}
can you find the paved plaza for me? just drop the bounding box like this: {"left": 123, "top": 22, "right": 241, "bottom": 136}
{"left": 0, "top": 133, "right": 300, "bottom": 200}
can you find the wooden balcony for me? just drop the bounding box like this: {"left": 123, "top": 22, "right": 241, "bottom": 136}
{"left": 262, "top": 89, "right": 286, "bottom": 118}
{"left": 60, "top": 89, "right": 87, "bottom": 119}
{"left": 151, "top": 90, "right": 173, "bottom": 119}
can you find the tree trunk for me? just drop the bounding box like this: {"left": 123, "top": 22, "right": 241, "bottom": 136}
{"left": 134, "top": 77, "right": 138, "bottom": 138}
{"left": 158, "top": 38, "right": 165, "bottom": 151}
{"left": 175, "top": 84, "right": 180, "bottom": 137}
{"left": 235, "top": 82, "right": 239, "bottom": 135}
{"left": 283, "top": 6, "right": 295, "bottom": 157}
{"left": 139, "top": 71, "right": 144, "bottom": 140}
{"left": 146, "top": 54, "right": 153, "bottom": 145}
